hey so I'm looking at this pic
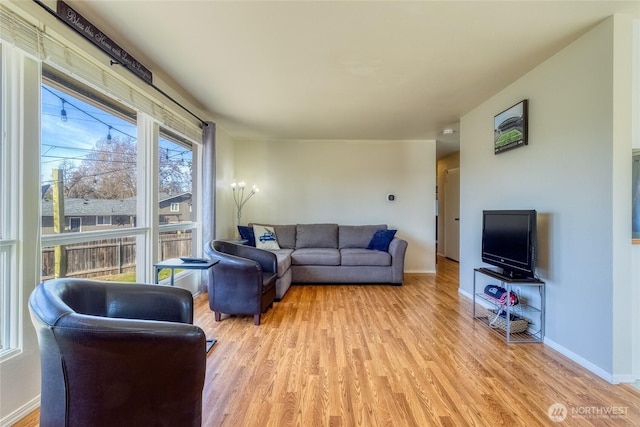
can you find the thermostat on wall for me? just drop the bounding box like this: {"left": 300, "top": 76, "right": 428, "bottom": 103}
{"left": 386, "top": 194, "right": 396, "bottom": 202}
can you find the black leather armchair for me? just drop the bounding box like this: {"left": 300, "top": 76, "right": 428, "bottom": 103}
{"left": 204, "top": 240, "right": 277, "bottom": 325}
{"left": 28, "top": 278, "right": 206, "bottom": 427}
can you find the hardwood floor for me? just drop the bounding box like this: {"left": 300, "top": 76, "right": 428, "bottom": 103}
{"left": 14, "top": 257, "right": 640, "bottom": 426}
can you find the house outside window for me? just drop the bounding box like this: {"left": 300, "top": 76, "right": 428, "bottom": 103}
{"left": 170, "top": 203, "right": 180, "bottom": 212}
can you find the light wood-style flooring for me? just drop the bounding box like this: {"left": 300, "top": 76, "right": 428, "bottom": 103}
{"left": 14, "top": 257, "right": 640, "bottom": 426}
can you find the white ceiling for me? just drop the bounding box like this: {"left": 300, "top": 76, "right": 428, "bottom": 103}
{"left": 65, "top": 1, "right": 639, "bottom": 158}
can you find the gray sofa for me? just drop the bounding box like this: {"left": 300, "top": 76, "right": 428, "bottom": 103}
{"left": 244, "top": 223, "right": 408, "bottom": 299}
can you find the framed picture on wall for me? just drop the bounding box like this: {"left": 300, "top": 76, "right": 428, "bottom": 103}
{"left": 494, "top": 99, "right": 528, "bottom": 154}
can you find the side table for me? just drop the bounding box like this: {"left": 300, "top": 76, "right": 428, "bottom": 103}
{"left": 154, "top": 258, "right": 218, "bottom": 287}
{"left": 153, "top": 258, "right": 219, "bottom": 353}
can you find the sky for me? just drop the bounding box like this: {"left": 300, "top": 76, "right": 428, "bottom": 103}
{"left": 41, "top": 85, "right": 137, "bottom": 184}
{"left": 40, "top": 85, "right": 192, "bottom": 187}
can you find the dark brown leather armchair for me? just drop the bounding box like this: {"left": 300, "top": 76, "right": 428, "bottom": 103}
{"left": 28, "top": 278, "right": 206, "bottom": 427}
{"left": 204, "top": 240, "right": 277, "bottom": 325}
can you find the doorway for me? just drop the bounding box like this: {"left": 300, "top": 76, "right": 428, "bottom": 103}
{"left": 444, "top": 167, "right": 460, "bottom": 261}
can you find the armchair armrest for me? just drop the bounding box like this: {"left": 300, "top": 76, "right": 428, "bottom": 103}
{"left": 208, "top": 240, "right": 277, "bottom": 274}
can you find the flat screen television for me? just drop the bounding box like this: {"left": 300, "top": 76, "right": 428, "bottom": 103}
{"left": 481, "top": 210, "right": 537, "bottom": 279}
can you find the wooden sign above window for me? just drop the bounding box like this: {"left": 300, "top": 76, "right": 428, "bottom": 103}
{"left": 56, "top": 1, "right": 153, "bottom": 85}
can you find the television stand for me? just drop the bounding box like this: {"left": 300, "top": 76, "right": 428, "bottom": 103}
{"left": 476, "top": 267, "right": 539, "bottom": 283}
{"left": 473, "top": 268, "right": 545, "bottom": 343}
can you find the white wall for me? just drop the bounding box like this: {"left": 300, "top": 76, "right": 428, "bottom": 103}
{"left": 459, "top": 15, "right": 636, "bottom": 382}
{"left": 631, "top": 18, "right": 640, "bottom": 384}
{"left": 611, "top": 14, "right": 635, "bottom": 384}
{"left": 214, "top": 126, "right": 238, "bottom": 240}
{"left": 226, "top": 139, "right": 436, "bottom": 273}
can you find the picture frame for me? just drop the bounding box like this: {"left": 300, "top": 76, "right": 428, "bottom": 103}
{"left": 494, "top": 99, "right": 528, "bottom": 154}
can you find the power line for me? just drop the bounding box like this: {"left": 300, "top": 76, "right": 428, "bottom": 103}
{"left": 42, "top": 85, "right": 137, "bottom": 140}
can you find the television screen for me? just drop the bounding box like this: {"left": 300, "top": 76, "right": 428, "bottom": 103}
{"left": 482, "top": 210, "right": 536, "bottom": 278}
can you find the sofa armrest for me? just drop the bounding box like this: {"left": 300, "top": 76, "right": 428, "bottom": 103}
{"left": 388, "top": 237, "right": 408, "bottom": 284}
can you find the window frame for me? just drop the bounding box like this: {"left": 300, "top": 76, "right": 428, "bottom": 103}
{"left": 96, "top": 215, "right": 112, "bottom": 226}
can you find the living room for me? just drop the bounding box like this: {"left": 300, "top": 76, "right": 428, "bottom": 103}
{"left": 1, "top": 1, "right": 639, "bottom": 425}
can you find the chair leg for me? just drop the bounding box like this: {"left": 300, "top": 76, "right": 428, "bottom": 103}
{"left": 215, "top": 312, "right": 221, "bottom": 322}
{"left": 253, "top": 314, "right": 260, "bottom": 325}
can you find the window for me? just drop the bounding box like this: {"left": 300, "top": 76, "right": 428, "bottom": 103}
{"left": 69, "top": 217, "right": 81, "bottom": 232}
{"left": 41, "top": 68, "right": 201, "bottom": 282}
{"left": 0, "top": 44, "right": 5, "bottom": 350}
{"left": 158, "top": 129, "right": 196, "bottom": 261}
{"left": 0, "top": 43, "right": 18, "bottom": 356}
{"left": 96, "top": 215, "right": 112, "bottom": 226}
{"left": 0, "top": 245, "right": 13, "bottom": 353}
{"left": 41, "top": 81, "right": 138, "bottom": 236}
{"left": 41, "top": 75, "right": 140, "bottom": 281}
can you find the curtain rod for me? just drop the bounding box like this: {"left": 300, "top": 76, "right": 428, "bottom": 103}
{"left": 32, "top": 0, "right": 207, "bottom": 127}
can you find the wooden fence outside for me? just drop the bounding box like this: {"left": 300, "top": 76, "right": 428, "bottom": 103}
{"left": 42, "top": 232, "right": 193, "bottom": 280}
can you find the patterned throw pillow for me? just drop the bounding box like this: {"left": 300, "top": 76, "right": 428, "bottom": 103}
{"left": 253, "top": 224, "right": 281, "bottom": 250}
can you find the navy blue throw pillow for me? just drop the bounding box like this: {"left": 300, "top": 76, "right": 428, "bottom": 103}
{"left": 237, "top": 225, "right": 256, "bottom": 246}
{"left": 367, "top": 229, "right": 397, "bottom": 252}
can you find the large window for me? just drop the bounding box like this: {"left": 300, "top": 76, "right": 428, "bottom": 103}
{"left": 41, "top": 70, "right": 200, "bottom": 282}
{"left": 41, "top": 79, "right": 141, "bottom": 282}
{"left": 0, "top": 43, "right": 18, "bottom": 356}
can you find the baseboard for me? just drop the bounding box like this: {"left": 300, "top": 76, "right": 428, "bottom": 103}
{"left": 458, "top": 287, "right": 473, "bottom": 301}
{"left": 458, "top": 288, "right": 637, "bottom": 385}
{"left": 0, "top": 395, "right": 39, "bottom": 427}
{"left": 404, "top": 269, "right": 436, "bottom": 274}
{"left": 543, "top": 337, "right": 617, "bottom": 384}
{"left": 612, "top": 373, "right": 640, "bottom": 384}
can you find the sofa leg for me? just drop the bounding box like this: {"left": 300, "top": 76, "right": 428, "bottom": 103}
{"left": 254, "top": 314, "right": 260, "bottom": 325}
{"left": 215, "top": 312, "right": 221, "bottom": 322}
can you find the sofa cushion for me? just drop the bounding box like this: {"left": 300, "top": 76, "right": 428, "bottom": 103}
{"left": 339, "top": 225, "right": 387, "bottom": 248}
{"left": 273, "top": 225, "right": 296, "bottom": 249}
{"left": 253, "top": 224, "right": 281, "bottom": 250}
{"left": 270, "top": 249, "right": 293, "bottom": 276}
{"left": 237, "top": 225, "right": 256, "bottom": 246}
{"left": 340, "top": 248, "right": 392, "bottom": 266}
{"left": 291, "top": 248, "right": 340, "bottom": 266}
{"left": 296, "top": 224, "right": 338, "bottom": 248}
{"left": 367, "top": 229, "right": 397, "bottom": 252}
